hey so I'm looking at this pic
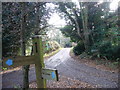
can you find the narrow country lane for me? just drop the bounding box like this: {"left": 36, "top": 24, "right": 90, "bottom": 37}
{"left": 2, "top": 48, "right": 118, "bottom": 88}
{"left": 45, "top": 48, "right": 118, "bottom": 88}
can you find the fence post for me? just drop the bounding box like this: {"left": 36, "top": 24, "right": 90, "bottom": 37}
{"left": 32, "top": 35, "right": 46, "bottom": 88}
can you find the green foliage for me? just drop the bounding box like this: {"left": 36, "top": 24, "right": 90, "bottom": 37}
{"left": 95, "top": 59, "right": 118, "bottom": 69}
{"left": 50, "top": 41, "right": 61, "bottom": 51}
{"left": 65, "top": 42, "right": 72, "bottom": 47}
{"left": 46, "top": 27, "right": 71, "bottom": 48}
{"left": 2, "top": 3, "right": 21, "bottom": 57}
{"left": 2, "top": 2, "right": 51, "bottom": 57}
{"left": 73, "top": 42, "right": 85, "bottom": 55}
{"left": 2, "top": 67, "right": 8, "bottom": 70}
{"left": 60, "top": 25, "right": 81, "bottom": 43}
{"left": 99, "top": 42, "right": 120, "bottom": 60}
{"left": 57, "top": 2, "right": 119, "bottom": 61}
{"left": 44, "top": 41, "right": 61, "bottom": 54}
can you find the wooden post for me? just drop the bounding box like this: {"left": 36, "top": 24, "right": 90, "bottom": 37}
{"left": 32, "top": 35, "right": 46, "bottom": 88}
{"left": 3, "top": 35, "right": 58, "bottom": 88}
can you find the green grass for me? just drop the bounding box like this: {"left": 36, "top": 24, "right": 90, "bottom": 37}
{"left": 44, "top": 48, "right": 62, "bottom": 58}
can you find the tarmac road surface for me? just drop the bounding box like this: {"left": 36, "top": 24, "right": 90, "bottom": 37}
{"left": 2, "top": 48, "right": 118, "bottom": 88}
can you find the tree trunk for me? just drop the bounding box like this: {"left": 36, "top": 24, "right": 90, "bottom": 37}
{"left": 80, "top": 2, "right": 90, "bottom": 52}
{"left": 35, "top": 3, "right": 41, "bottom": 35}
{"left": 21, "top": 3, "right": 29, "bottom": 89}
{"left": 73, "top": 11, "right": 80, "bottom": 35}
{"left": 72, "top": 8, "right": 83, "bottom": 39}
{"left": 22, "top": 47, "right": 33, "bottom": 89}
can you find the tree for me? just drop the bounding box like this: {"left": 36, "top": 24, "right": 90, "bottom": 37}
{"left": 2, "top": 2, "right": 52, "bottom": 88}
{"left": 55, "top": 2, "right": 91, "bottom": 52}
{"left": 55, "top": 2, "right": 119, "bottom": 60}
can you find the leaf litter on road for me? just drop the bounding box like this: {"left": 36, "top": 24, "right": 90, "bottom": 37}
{"left": 29, "top": 75, "right": 94, "bottom": 88}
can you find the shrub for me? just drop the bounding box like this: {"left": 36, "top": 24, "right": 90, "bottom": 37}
{"left": 44, "top": 41, "right": 61, "bottom": 54}
{"left": 99, "top": 42, "right": 120, "bottom": 60}
{"left": 53, "top": 41, "right": 61, "bottom": 50}
{"left": 73, "top": 42, "right": 85, "bottom": 55}
{"left": 112, "top": 46, "right": 120, "bottom": 60}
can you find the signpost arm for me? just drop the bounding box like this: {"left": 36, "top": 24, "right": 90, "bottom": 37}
{"left": 32, "top": 36, "right": 46, "bottom": 88}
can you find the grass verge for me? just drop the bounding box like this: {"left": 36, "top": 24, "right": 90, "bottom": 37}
{"left": 44, "top": 48, "right": 62, "bottom": 59}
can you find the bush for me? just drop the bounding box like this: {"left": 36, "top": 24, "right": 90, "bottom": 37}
{"left": 65, "top": 43, "right": 72, "bottom": 47}
{"left": 99, "top": 42, "right": 113, "bottom": 58}
{"left": 99, "top": 42, "right": 120, "bottom": 60}
{"left": 113, "top": 46, "right": 120, "bottom": 60}
{"left": 50, "top": 41, "right": 60, "bottom": 50}
{"left": 44, "top": 41, "right": 60, "bottom": 54}
{"left": 73, "top": 42, "right": 85, "bottom": 55}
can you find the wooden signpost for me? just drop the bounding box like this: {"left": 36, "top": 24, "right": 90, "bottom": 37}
{"left": 42, "top": 68, "right": 58, "bottom": 81}
{"left": 2, "top": 56, "right": 36, "bottom": 68}
{"left": 2, "top": 35, "right": 59, "bottom": 88}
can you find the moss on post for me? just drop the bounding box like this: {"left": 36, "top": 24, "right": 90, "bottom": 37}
{"left": 32, "top": 35, "right": 46, "bottom": 88}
